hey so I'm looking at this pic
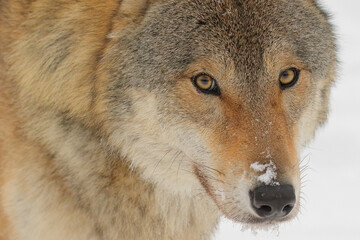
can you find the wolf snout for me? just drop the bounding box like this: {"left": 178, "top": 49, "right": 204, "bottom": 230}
{"left": 249, "top": 184, "right": 296, "bottom": 219}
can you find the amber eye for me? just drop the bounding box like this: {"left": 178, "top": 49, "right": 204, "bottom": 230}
{"left": 195, "top": 74, "right": 213, "bottom": 90}
{"left": 279, "top": 68, "right": 300, "bottom": 89}
{"left": 192, "top": 73, "right": 220, "bottom": 96}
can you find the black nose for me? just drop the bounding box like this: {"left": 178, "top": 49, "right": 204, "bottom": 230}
{"left": 250, "top": 184, "right": 296, "bottom": 218}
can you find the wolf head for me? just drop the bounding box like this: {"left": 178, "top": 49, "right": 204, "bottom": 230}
{"left": 98, "top": 0, "right": 336, "bottom": 225}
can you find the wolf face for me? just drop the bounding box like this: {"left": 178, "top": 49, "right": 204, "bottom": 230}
{"left": 100, "top": 0, "right": 336, "bottom": 225}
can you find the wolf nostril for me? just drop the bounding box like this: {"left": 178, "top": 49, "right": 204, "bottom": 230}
{"left": 282, "top": 204, "right": 294, "bottom": 215}
{"left": 250, "top": 184, "right": 296, "bottom": 219}
{"left": 258, "top": 205, "right": 272, "bottom": 214}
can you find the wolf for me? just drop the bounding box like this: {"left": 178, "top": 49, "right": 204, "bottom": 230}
{"left": 0, "top": 0, "right": 337, "bottom": 239}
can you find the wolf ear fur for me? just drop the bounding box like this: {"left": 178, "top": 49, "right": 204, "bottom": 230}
{"left": 303, "top": 0, "right": 329, "bottom": 19}
{"left": 119, "top": 0, "right": 161, "bottom": 16}
{"left": 109, "top": 0, "right": 163, "bottom": 38}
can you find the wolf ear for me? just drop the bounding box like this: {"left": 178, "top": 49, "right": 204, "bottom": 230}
{"left": 109, "top": 0, "right": 163, "bottom": 37}
{"left": 303, "top": 0, "right": 329, "bottom": 19}
{"left": 120, "top": 0, "right": 162, "bottom": 16}
{"left": 305, "top": 0, "right": 322, "bottom": 8}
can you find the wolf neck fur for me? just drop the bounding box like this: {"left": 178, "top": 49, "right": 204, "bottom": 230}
{"left": 21, "top": 112, "right": 220, "bottom": 239}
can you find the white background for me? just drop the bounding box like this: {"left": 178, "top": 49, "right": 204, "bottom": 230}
{"left": 215, "top": 0, "right": 360, "bottom": 239}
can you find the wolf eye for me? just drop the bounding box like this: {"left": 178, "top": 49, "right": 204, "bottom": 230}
{"left": 192, "top": 73, "right": 221, "bottom": 96}
{"left": 279, "top": 68, "right": 300, "bottom": 89}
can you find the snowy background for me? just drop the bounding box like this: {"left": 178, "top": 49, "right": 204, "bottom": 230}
{"left": 215, "top": 0, "right": 360, "bottom": 239}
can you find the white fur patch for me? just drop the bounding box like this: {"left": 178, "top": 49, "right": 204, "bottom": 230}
{"left": 250, "top": 161, "right": 279, "bottom": 185}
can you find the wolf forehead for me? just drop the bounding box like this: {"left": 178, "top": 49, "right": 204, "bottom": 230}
{"left": 114, "top": 0, "right": 335, "bottom": 87}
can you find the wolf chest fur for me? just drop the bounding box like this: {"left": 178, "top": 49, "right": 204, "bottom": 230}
{"left": 0, "top": 0, "right": 336, "bottom": 239}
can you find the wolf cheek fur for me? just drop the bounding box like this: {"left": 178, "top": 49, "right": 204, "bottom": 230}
{"left": 0, "top": 0, "right": 336, "bottom": 239}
